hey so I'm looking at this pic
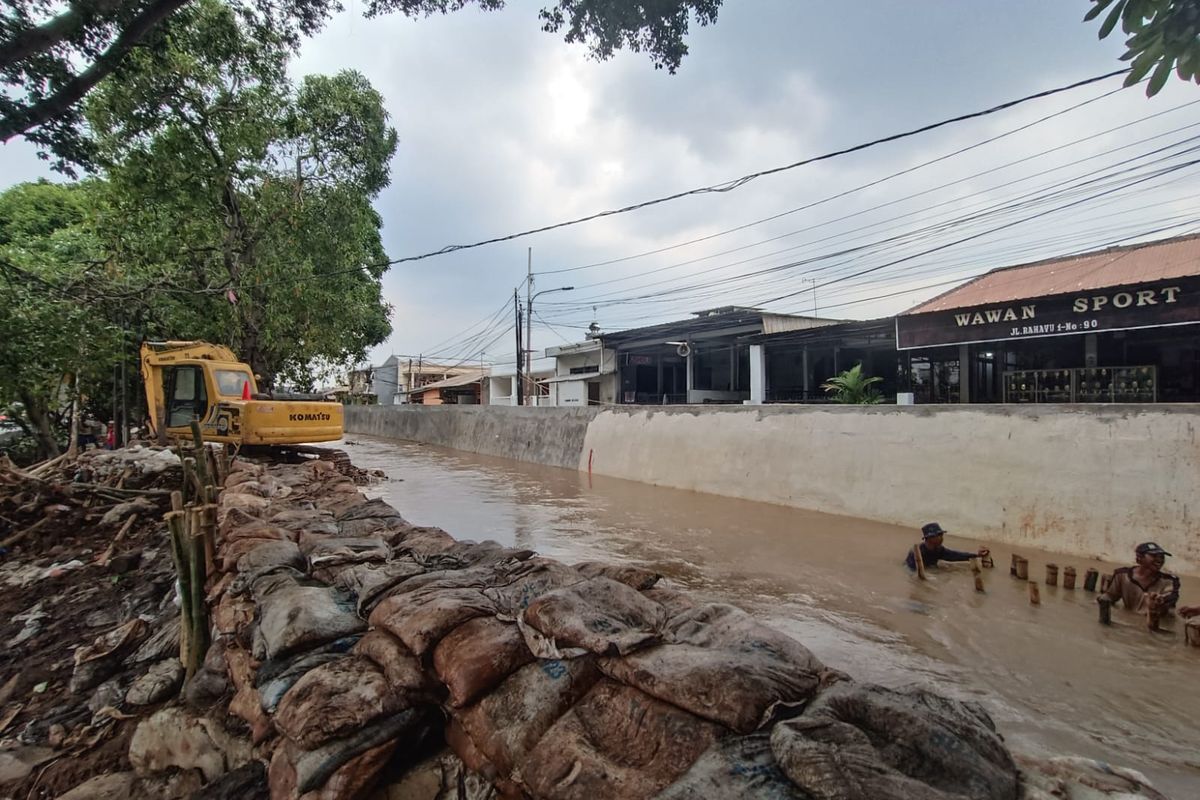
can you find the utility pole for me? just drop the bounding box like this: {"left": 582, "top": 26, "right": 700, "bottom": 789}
{"left": 525, "top": 247, "right": 533, "bottom": 406}
{"left": 514, "top": 289, "right": 523, "bottom": 405}
{"left": 805, "top": 277, "right": 819, "bottom": 318}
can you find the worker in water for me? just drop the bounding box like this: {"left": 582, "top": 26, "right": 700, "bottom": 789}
{"left": 905, "top": 522, "right": 990, "bottom": 570}
{"left": 1098, "top": 542, "right": 1180, "bottom": 615}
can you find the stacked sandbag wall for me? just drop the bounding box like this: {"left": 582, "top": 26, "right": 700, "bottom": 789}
{"left": 187, "top": 457, "right": 1148, "bottom": 800}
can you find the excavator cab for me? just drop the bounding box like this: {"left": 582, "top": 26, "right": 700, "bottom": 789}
{"left": 141, "top": 341, "right": 343, "bottom": 445}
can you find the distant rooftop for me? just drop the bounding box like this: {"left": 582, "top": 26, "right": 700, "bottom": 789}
{"left": 903, "top": 233, "right": 1200, "bottom": 315}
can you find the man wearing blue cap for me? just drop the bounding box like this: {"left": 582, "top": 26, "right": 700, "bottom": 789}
{"left": 905, "top": 522, "right": 990, "bottom": 571}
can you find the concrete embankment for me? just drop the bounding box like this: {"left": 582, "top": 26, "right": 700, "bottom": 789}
{"left": 346, "top": 403, "right": 1200, "bottom": 576}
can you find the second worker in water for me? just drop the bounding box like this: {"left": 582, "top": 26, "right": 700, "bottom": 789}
{"left": 905, "top": 522, "right": 990, "bottom": 570}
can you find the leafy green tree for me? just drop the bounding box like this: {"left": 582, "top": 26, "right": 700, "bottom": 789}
{"left": 1086, "top": 0, "right": 1200, "bottom": 96}
{"left": 2, "top": 0, "right": 721, "bottom": 170}
{"left": 0, "top": 180, "right": 122, "bottom": 457}
{"left": 89, "top": 0, "right": 395, "bottom": 388}
{"left": 821, "top": 363, "right": 884, "bottom": 405}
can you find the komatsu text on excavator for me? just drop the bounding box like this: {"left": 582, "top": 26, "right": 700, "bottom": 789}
{"left": 140, "top": 341, "right": 344, "bottom": 446}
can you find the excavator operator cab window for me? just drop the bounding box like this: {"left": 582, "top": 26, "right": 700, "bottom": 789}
{"left": 165, "top": 366, "right": 209, "bottom": 427}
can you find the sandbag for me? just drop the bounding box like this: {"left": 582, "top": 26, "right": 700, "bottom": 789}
{"left": 336, "top": 498, "right": 407, "bottom": 539}
{"left": 305, "top": 537, "right": 390, "bottom": 570}
{"left": 320, "top": 558, "right": 426, "bottom": 615}
{"left": 274, "top": 655, "right": 410, "bottom": 750}
{"left": 574, "top": 562, "right": 661, "bottom": 590}
{"left": 300, "top": 738, "right": 399, "bottom": 800}
{"left": 235, "top": 540, "right": 305, "bottom": 574}
{"left": 252, "top": 572, "right": 364, "bottom": 660}
{"left": 393, "top": 526, "right": 458, "bottom": 559}
{"left": 599, "top": 603, "right": 829, "bottom": 733}
{"left": 483, "top": 559, "right": 584, "bottom": 619}
{"left": 520, "top": 577, "right": 667, "bottom": 657}
{"left": 769, "top": 683, "right": 1019, "bottom": 800}
{"left": 213, "top": 592, "right": 256, "bottom": 642}
{"left": 654, "top": 733, "right": 806, "bottom": 799}
{"left": 219, "top": 507, "right": 266, "bottom": 539}
{"left": 223, "top": 521, "right": 297, "bottom": 545}
{"left": 456, "top": 657, "right": 601, "bottom": 777}
{"left": 433, "top": 616, "right": 534, "bottom": 708}
{"left": 70, "top": 618, "right": 150, "bottom": 693}
{"left": 641, "top": 586, "right": 699, "bottom": 617}
{"left": 226, "top": 645, "right": 273, "bottom": 744}
{"left": 269, "top": 509, "right": 339, "bottom": 538}
{"left": 256, "top": 636, "right": 361, "bottom": 713}
{"left": 523, "top": 679, "right": 723, "bottom": 800}
{"left": 278, "top": 706, "right": 432, "bottom": 795}
{"left": 352, "top": 630, "right": 439, "bottom": 694}
{"left": 1014, "top": 754, "right": 1171, "bottom": 800}
{"left": 369, "top": 585, "right": 497, "bottom": 656}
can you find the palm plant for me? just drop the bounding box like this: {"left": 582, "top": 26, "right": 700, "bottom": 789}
{"left": 821, "top": 363, "right": 884, "bottom": 404}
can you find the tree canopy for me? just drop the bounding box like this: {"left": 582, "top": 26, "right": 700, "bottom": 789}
{"left": 1086, "top": 0, "right": 1200, "bottom": 96}
{"left": 2, "top": 0, "right": 721, "bottom": 171}
{"left": 1, "top": 1, "right": 400, "bottom": 455}
{"left": 89, "top": 0, "right": 396, "bottom": 387}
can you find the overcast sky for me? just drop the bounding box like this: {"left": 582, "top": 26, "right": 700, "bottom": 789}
{"left": 4, "top": 1, "right": 1199, "bottom": 369}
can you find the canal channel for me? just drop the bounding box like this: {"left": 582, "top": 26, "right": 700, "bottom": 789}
{"left": 339, "top": 434, "right": 1200, "bottom": 797}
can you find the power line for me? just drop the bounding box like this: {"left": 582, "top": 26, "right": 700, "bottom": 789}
{"left": 376, "top": 69, "right": 1131, "bottom": 267}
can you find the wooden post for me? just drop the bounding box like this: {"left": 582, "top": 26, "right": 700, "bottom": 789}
{"left": 185, "top": 513, "right": 208, "bottom": 681}
{"left": 1015, "top": 557, "right": 1029, "bottom": 580}
{"left": 1083, "top": 568, "right": 1099, "bottom": 592}
{"left": 971, "top": 558, "right": 984, "bottom": 593}
{"left": 165, "top": 511, "right": 191, "bottom": 664}
{"left": 1010, "top": 553, "right": 1018, "bottom": 576}
{"left": 1098, "top": 597, "right": 1113, "bottom": 625}
{"left": 1028, "top": 581, "right": 1041, "bottom": 605}
{"left": 1062, "top": 567, "right": 1076, "bottom": 590}
{"left": 1185, "top": 621, "right": 1200, "bottom": 647}
{"left": 1045, "top": 564, "right": 1058, "bottom": 587}
{"left": 911, "top": 545, "right": 927, "bottom": 580}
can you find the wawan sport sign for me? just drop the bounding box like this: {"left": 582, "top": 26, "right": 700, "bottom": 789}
{"left": 895, "top": 276, "right": 1200, "bottom": 350}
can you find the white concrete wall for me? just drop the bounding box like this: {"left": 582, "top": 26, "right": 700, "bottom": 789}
{"left": 577, "top": 405, "right": 1200, "bottom": 576}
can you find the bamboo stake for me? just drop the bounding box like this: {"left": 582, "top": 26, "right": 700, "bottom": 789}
{"left": 1028, "top": 581, "right": 1041, "bottom": 605}
{"left": 1045, "top": 564, "right": 1059, "bottom": 587}
{"left": 971, "top": 558, "right": 985, "bottom": 593}
{"left": 186, "top": 514, "right": 208, "bottom": 681}
{"left": 1083, "top": 568, "right": 1099, "bottom": 592}
{"left": 1014, "top": 556, "right": 1029, "bottom": 580}
{"left": 911, "top": 545, "right": 927, "bottom": 580}
{"left": 165, "top": 511, "right": 192, "bottom": 665}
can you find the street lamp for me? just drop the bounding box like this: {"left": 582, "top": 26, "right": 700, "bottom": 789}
{"left": 526, "top": 285, "right": 574, "bottom": 404}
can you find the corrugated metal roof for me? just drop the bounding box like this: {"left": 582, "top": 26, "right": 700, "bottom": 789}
{"left": 903, "top": 234, "right": 1200, "bottom": 315}
{"left": 409, "top": 369, "right": 487, "bottom": 394}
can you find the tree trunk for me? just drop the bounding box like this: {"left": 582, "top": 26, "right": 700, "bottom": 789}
{"left": 19, "top": 390, "right": 61, "bottom": 461}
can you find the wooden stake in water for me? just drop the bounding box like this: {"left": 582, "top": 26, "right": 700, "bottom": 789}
{"left": 1186, "top": 621, "right": 1200, "bottom": 647}
{"left": 912, "top": 545, "right": 927, "bottom": 580}
{"left": 1028, "top": 581, "right": 1041, "bottom": 605}
{"left": 1015, "top": 556, "right": 1029, "bottom": 581}
{"left": 971, "top": 558, "right": 984, "bottom": 593}
{"left": 1083, "top": 568, "right": 1099, "bottom": 592}
{"left": 1062, "top": 566, "right": 1076, "bottom": 590}
{"left": 1098, "top": 597, "right": 1113, "bottom": 625}
{"left": 1045, "top": 563, "right": 1058, "bottom": 587}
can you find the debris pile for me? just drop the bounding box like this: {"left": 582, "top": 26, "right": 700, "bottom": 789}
{"left": 0, "top": 447, "right": 185, "bottom": 798}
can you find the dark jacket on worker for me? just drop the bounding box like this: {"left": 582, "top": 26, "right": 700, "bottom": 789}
{"left": 905, "top": 543, "right": 975, "bottom": 570}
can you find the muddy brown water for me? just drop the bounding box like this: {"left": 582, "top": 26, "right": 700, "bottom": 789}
{"left": 338, "top": 434, "right": 1200, "bottom": 797}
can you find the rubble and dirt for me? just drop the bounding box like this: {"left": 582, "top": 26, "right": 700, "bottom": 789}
{"left": 0, "top": 447, "right": 181, "bottom": 799}
{"left": 0, "top": 445, "right": 1179, "bottom": 800}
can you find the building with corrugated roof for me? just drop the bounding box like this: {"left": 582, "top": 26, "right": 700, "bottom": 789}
{"left": 894, "top": 233, "right": 1200, "bottom": 403}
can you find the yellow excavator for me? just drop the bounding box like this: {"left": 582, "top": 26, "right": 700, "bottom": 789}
{"left": 140, "top": 341, "right": 344, "bottom": 446}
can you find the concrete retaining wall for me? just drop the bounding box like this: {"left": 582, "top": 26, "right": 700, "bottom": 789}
{"left": 344, "top": 404, "right": 598, "bottom": 471}
{"left": 346, "top": 404, "right": 1200, "bottom": 575}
